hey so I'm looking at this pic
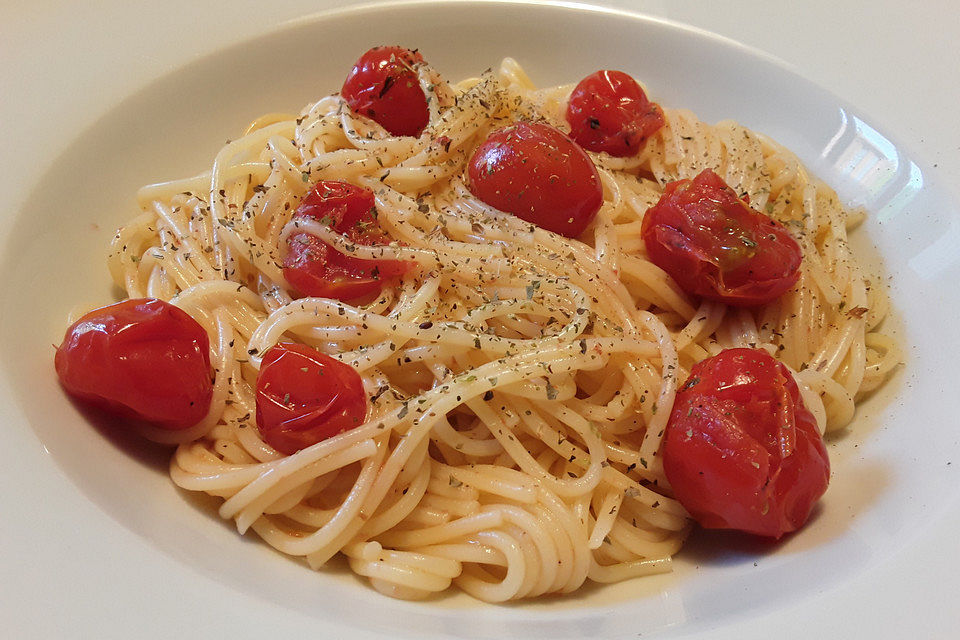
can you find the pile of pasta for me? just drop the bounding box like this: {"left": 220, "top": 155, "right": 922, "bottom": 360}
{"left": 105, "top": 58, "right": 898, "bottom": 601}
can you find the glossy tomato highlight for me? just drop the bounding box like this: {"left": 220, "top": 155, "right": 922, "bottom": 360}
{"left": 256, "top": 343, "right": 368, "bottom": 455}
{"left": 566, "top": 69, "right": 665, "bottom": 157}
{"left": 282, "top": 180, "right": 409, "bottom": 301}
{"left": 641, "top": 168, "right": 802, "bottom": 306}
{"left": 54, "top": 298, "right": 212, "bottom": 429}
{"left": 662, "top": 348, "right": 830, "bottom": 538}
{"left": 341, "top": 46, "right": 429, "bottom": 137}
{"left": 468, "top": 122, "right": 603, "bottom": 238}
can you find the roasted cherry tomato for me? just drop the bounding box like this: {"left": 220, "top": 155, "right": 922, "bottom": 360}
{"left": 662, "top": 348, "right": 829, "bottom": 538}
{"left": 467, "top": 122, "right": 603, "bottom": 238}
{"left": 341, "top": 46, "right": 429, "bottom": 137}
{"left": 283, "top": 180, "right": 409, "bottom": 301}
{"left": 641, "top": 168, "right": 802, "bottom": 306}
{"left": 255, "top": 343, "right": 368, "bottom": 455}
{"left": 565, "top": 69, "right": 665, "bottom": 157}
{"left": 54, "top": 298, "right": 212, "bottom": 429}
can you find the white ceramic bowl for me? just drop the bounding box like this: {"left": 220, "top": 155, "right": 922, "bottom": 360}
{"left": 2, "top": 2, "right": 957, "bottom": 638}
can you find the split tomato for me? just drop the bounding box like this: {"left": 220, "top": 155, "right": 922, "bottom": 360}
{"left": 662, "top": 348, "right": 830, "bottom": 538}
{"left": 566, "top": 69, "right": 664, "bottom": 157}
{"left": 641, "top": 168, "right": 802, "bottom": 306}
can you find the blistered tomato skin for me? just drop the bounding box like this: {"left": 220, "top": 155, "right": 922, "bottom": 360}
{"left": 282, "top": 180, "right": 409, "bottom": 302}
{"left": 54, "top": 298, "right": 212, "bottom": 430}
{"left": 641, "top": 168, "right": 802, "bottom": 306}
{"left": 640, "top": 169, "right": 802, "bottom": 306}
{"left": 467, "top": 122, "right": 603, "bottom": 238}
{"left": 341, "top": 46, "right": 429, "bottom": 137}
{"left": 255, "top": 343, "right": 368, "bottom": 455}
{"left": 662, "top": 348, "right": 830, "bottom": 538}
{"left": 566, "top": 70, "right": 665, "bottom": 157}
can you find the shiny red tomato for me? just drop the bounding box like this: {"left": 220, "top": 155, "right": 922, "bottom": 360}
{"left": 467, "top": 122, "right": 603, "bottom": 238}
{"left": 341, "top": 46, "right": 429, "bottom": 137}
{"left": 54, "top": 298, "right": 212, "bottom": 429}
{"left": 255, "top": 343, "right": 367, "bottom": 455}
{"left": 565, "top": 69, "right": 665, "bottom": 157}
{"left": 282, "top": 180, "right": 409, "bottom": 301}
{"left": 662, "top": 348, "right": 829, "bottom": 538}
{"left": 641, "top": 169, "right": 802, "bottom": 306}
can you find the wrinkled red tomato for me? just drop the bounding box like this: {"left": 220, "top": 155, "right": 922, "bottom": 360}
{"left": 662, "top": 348, "right": 830, "bottom": 538}
{"left": 54, "top": 298, "right": 212, "bottom": 429}
{"left": 641, "top": 168, "right": 802, "bottom": 306}
{"left": 341, "top": 45, "right": 429, "bottom": 137}
{"left": 467, "top": 122, "right": 603, "bottom": 238}
{"left": 255, "top": 343, "right": 368, "bottom": 455}
{"left": 282, "top": 180, "right": 409, "bottom": 301}
{"left": 566, "top": 69, "right": 665, "bottom": 157}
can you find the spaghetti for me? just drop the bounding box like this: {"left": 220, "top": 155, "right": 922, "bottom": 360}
{"left": 93, "top": 56, "right": 897, "bottom": 601}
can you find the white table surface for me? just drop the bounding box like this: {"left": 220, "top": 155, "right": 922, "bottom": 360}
{"left": 1, "top": 1, "right": 957, "bottom": 638}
